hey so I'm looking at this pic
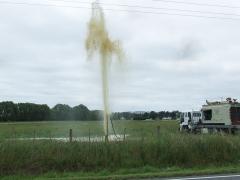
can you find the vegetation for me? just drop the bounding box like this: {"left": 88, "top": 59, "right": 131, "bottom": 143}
{"left": 3, "top": 165, "right": 240, "bottom": 180}
{"left": 1, "top": 120, "right": 240, "bottom": 177}
{"left": 112, "top": 111, "right": 179, "bottom": 120}
{"left": 1, "top": 133, "right": 240, "bottom": 176}
{"left": 0, "top": 101, "right": 179, "bottom": 122}
{"left": 0, "top": 102, "right": 99, "bottom": 122}
{"left": 0, "top": 120, "right": 176, "bottom": 139}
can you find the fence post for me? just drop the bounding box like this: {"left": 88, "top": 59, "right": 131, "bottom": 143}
{"left": 123, "top": 128, "right": 126, "bottom": 141}
{"left": 88, "top": 128, "right": 91, "bottom": 143}
{"left": 69, "top": 129, "right": 73, "bottom": 143}
{"left": 12, "top": 128, "right": 16, "bottom": 139}
{"left": 105, "top": 135, "right": 109, "bottom": 143}
{"left": 33, "top": 130, "right": 36, "bottom": 141}
{"left": 49, "top": 131, "right": 52, "bottom": 141}
{"left": 157, "top": 126, "right": 160, "bottom": 137}
{"left": 141, "top": 128, "right": 144, "bottom": 142}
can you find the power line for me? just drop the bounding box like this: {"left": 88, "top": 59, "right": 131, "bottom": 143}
{"left": 153, "top": 0, "right": 240, "bottom": 9}
{"left": 44, "top": 0, "right": 240, "bottom": 17}
{"left": 0, "top": 1, "right": 240, "bottom": 21}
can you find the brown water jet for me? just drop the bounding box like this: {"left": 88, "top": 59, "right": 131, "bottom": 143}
{"left": 85, "top": 1, "right": 123, "bottom": 141}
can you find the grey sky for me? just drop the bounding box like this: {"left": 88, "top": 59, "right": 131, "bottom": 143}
{"left": 0, "top": 0, "right": 240, "bottom": 112}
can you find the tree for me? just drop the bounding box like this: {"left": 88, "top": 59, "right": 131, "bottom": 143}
{"left": 51, "top": 104, "right": 72, "bottom": 121}
{"left": 90, "top": 110, "right": 102, "bottom": 121}
{"left": 17, "top": 103, "right": 50, "bottom": 121}
{"left": 0, "top": 101, "right": 17, "bottom": 122}
{"left": 72, "top": 104, "right": 90, "bottom": 121}
{"left": 149, "top": 111, "right": 158, "bottom": 120}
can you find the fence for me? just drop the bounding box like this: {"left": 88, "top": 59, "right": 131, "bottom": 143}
{"left": 4, "top": 125, "right": 163, "bottom": 143}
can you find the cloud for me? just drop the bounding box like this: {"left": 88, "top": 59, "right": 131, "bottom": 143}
{"left": 0, "top": 0, "right": 240, "bottom": 112}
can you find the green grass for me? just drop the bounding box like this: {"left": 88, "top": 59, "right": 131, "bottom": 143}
{"left": 0, "top": 120, "right": 178, "bottom": 139}
{"left": 2, "top": 164, "right": 240, "bottom": 180}
{"left": 1, "top": 132, "right": 240, "bottom": 175}
{"left": 1, "top": 120, "right": 240, "bottom": 178}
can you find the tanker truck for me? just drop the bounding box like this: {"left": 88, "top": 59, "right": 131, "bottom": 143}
{"left": 180, "top": 98, "right": 240, "bottom": 133}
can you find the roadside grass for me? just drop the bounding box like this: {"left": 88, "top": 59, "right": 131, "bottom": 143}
{"left": 1, "top": 133, "right": 240, "bottom": 176}
{"left": 1, "top": 120, "right": 240, "bottom": 178}
{"left": 2, "top": 165, "right": 240, "bottom": 180}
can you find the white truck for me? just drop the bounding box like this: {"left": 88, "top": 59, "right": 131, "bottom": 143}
{"left": 180, "top": 111, "right": 202, "bottom": 132}
{"left": 180, "top": 98, "right": 240, "bottom": 133}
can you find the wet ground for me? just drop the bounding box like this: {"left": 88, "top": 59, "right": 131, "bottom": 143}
{"left": 8, "top": 134, "right": 128, "bottom": 142}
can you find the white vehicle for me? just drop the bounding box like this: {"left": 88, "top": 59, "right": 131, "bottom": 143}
{"left": 180, "top": 111, "right": 202, "bottom": 132}
{"left": 180, "top": 98, "right": 240, "bottom": 134}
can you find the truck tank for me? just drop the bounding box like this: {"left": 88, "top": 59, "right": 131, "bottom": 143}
{"left": 202, "top": 98, "right": 240, "bottom": 126}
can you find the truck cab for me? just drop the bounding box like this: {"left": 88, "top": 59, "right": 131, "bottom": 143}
{"left": 180, "top": 111, "right": 202, "bottom": 131}
{"left": 192, "top": 111, "right": 202, "bottom": 125}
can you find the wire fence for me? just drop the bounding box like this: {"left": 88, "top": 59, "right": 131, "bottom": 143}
{"left": 4, "top": 125, "right": 165, "bottom": 143}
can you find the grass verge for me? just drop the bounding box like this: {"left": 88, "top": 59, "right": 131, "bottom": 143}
{"left": 1, "top": 134, "right": 240, "bottom": 175}
{"left": 1, "top": 165, "right": 240, "bottom": 180}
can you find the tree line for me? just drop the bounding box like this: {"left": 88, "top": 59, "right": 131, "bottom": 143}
{"left": 0, "top": 101, "right": 100, "bottom": 122}
{"left": 111, "top": 111, "right": 179, "bottom": 120}
{"left": 0, "top": 101, "right": 179, "bottom": 122}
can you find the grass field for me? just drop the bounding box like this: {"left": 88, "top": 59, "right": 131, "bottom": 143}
{"left": 1, "top": 120, "right": 240, "bottom": 179}
{"left": 0, "top": 120, "right": 178, "bottom": 139}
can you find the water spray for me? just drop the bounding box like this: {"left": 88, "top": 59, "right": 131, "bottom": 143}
{"left": 85, "top": 0, "right": 123, "bottom": 141}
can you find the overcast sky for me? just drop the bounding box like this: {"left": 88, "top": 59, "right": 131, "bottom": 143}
{"left": 0, "top": 0, "right": 240, "bottom": 112}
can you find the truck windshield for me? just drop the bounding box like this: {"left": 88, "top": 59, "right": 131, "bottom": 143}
{"left": 193, "top": 113, "right": 201, "bottom": 117}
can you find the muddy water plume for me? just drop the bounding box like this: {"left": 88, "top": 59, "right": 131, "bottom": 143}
{"left": 85, "top": 1, "right": 123, "bottom": 139}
